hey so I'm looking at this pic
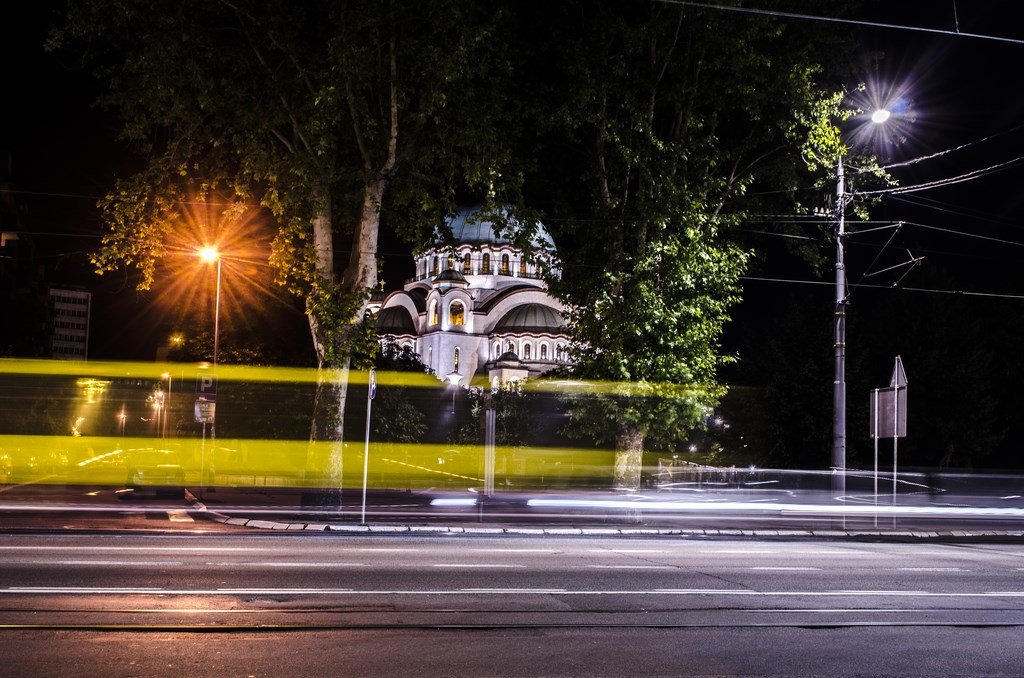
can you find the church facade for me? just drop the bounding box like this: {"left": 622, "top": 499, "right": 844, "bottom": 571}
{"left": 371, "top": 206, "right": 569, "bottom": 386}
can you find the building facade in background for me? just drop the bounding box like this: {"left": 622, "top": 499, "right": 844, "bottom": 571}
{"left": 48, "top": 287, "right": 90, "bottom": 360}
{"left": 373, "top": 206, "right": 569, "bottom": 386}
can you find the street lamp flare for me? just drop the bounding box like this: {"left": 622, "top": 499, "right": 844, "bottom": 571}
{"left": 871, "top": 108, "right": 891, "bottom": 124}
{"left": 198, "top": 246, "right": 219, "bottom": 263}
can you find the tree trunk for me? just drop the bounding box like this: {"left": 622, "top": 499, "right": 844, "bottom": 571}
{"left": 343, "top": 176, "right": 386, "bottom": 294}
{"left": 613, "top": 425, "right": 644, "bottom": 490}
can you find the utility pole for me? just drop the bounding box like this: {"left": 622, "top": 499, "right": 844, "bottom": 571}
{"left": 832, "top": 156, "right": 849, "bottom": 496}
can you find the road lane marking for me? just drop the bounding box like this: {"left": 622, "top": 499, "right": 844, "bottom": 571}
{"left": 473, "top": 549, "right": 557, "bottom": 553}
{"left": 589, "top": 565, "right": 676, "bottom": 570}
{"left": 898, "top": 567, "right": 966, "bottom": 572}
{"left": 750, "top": 567, "right": 822, "bottom": 571}
{"left": 354, "top": 548, "right": 422, "bottom": 552}
{"left": 5, "top": 587, "right": 1024, "bottom": 598}
{"left": 0, "top": 546, "right": 265, "bottom": 552}
{"left": 432, "top": 563, "right": 526, "bottom": 568}
{"left": 588, "top": 549, "right": 667, "bottom": 554}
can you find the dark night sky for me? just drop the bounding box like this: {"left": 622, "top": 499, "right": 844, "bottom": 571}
{"left": 3, "top": 1, "right": 1024, "bottom": 366}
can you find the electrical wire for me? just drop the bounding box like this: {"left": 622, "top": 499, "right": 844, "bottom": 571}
{"left": 859, "top": 154, "right": 1024, "bottom": 196}
{"left": 741, "top": 275, "right": 1024, "bottom": 300}
{"left": 654, "top": 0, "right": 1024, "bottom": 45}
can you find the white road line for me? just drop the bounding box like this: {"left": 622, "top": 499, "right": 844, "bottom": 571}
{"left": 4, "top": 587, "right": 1023, "bottom": 598}
{"left": 354, "top": 548, "right": 422, "bottom": 552}
{"left": 0, "top": 546, "right": 263, "bottom": 552}
{"left": 750, "top": 567, "right": 822, "bottom": 571}
{"left": 588, "top": 549, "right": 667, "bottom": 554}
{"left": 898, "top": 567, "right": 966, "bottom": 572}
{"left": 432, "top": 563, "right": 526, "bottom": 568}
{"left": 589, "top": 565, "right": 676, "bottom": 570}
{"left": 473, "top": 549, "right": 557, "bottom": 553}
{"left": 702, "top": 550, "right": 777, "bottom": 555}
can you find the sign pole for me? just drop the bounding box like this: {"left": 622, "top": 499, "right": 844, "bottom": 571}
{"left": 873, "top": 388, "right": 879, "bottom": 527}
{"left": 892, "top": 382, "right": 899, "bottom": 506}
{"left": 361, "top": 370, "right": 376, "bottom": 525}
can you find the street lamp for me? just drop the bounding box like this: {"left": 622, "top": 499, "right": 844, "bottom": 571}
{"left": 832, "top": 107, "right": 890, "bottom": 497}
{"left": 446, "top": 370, "right": 462, "bottom": 415}
{"left": 198, "top": 246, "right": 222, "bottom": 366}
{"left": 117, "top": 408, "right": 127, "bottom": 448}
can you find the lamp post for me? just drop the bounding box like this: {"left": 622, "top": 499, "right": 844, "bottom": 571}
{"left": 198, "top": 246, "right": 222, "bottom": 494}
{"left": 198, "top": 247, "right": 222, "bottom": 366}
{"left": 832, "top": 107, "right": 890, "bottom": 497}
{"left": 117, "top": 408, "right": 127, "bottom": 448}
{"left": 160, "top": 372, "right": 172, "bottom": 439}
{"left": 446, "top": 370, "right": 462, "bottom": 415}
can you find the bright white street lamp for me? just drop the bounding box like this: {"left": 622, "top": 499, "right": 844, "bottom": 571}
{"left": 870, "top": 108, "right": 891, "bottom": 124}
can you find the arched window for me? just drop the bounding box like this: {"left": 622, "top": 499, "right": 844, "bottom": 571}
{"left": 523, "top": 343, "right": 532, "bottom": 360}
{"left": 453, "top": 347, "right": 460, "bottom": 373}
{"left": 500, "top": 253, "right": 510, "bottom": 274}
{"left": 556, "top": 344, "right": 565, "bottom": 362}
{"left": 506, "top": 340, "right": 515, "bottom": 355}
{"left": 482, "top": 252, "right": 491, "bottom": 274}
{"left": 446, "top": 254, "right": 454, "bottom": 270}
{"left": 449, "top": 300, "right": 465, "bottom": 326}
{"left": 432, "top": 257, "right": 440, "bottom": 276}
{"left": 519, "top": 258, "right": 527, "bottom": 276}
{"left": 493, "top": 342, "right": 501, "bottom": 359}
{"left": 491, "top": 376, "right": 500, "bottom": 390}
{"left": 540, "top": 343, "right": 548, "bottom": 360}
{"left": 429, "top": 300, "right": 439, "bottom": 326}
{"left": 463, "top": 253, "right": 472, "bottom": 274}
{"left": 428, "top": 346, "right": 433, "bottom": 370}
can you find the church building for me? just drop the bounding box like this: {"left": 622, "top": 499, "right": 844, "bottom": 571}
{"left": 371, "top": 206, "right": 569, "bottom": 387}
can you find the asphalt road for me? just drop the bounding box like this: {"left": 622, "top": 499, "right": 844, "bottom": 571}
{"left": 1, "top": 532, "right": 1023, "bottom": 676}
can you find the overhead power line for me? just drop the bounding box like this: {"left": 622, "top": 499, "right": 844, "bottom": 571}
{"left": 859, "top": 154, "right": 1024, "bottom": 196}
{"left": 657, "top": 0, "right": 1024, "bottom": 45}
{"left": 741, "top": 276, "right": 1024, "bottom": 301}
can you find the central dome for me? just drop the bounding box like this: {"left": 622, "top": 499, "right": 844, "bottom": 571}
{"left": 492, "top": 303, "right": 566, "bottom": 334}
{"left": 437, "top": 205, "right": 555, "bottom": 252}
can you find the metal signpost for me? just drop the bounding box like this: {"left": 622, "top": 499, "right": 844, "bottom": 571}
{"left": 361, "top": 369, "right": 376, "bottom": 525}
{"left": 869, "top": 356, "right": 908, "bottom": 512}
{"left": 195, "top": 374, "right": 217, "bottom": 497}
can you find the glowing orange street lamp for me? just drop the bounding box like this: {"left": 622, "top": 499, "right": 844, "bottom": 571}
{"left": 197, "top": 247, "right": 222, "bottom": 366}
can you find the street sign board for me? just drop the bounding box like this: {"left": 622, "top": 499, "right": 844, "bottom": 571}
{"left": 194, "top": 398, "right": 216, "bottom": 424}
{"left": 368, "top": 369, "right": 377, "bottom": 400}
{"left": 869, "top": 387, "right": 907, "bottom": 439}
{"left": 196, "top": 374, "right": 217, "bottom": 401}
{"left": 890, "top": 355, "right": 908, "bottom": 388}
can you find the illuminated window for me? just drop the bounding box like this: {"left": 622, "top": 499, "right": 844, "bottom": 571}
{"left": 500, "top": 253, "right": 510, "bottom": 274}
{"left": 540, "top": 344, "right": 548, "bottom": 360}
{"left": 449, "top": 301, "right": 465, "bottom": 326}
{"left": 482, "top": 253, "right": 491, "bottom": 273}
{"left": 446, "top": 254, "right": 454, "bottom": 270}
{"left": 428, "top": 346, "right": 433, "bottom": 369}
{"left": 519, "top": 258, "right": 526, "bottom": 276}
{"left": 506, "top": 340, "right": 515, "bottom": 355}
{"left": 556, "top": 344, "right": 565, "bottom": 362}
{"left": 432, "top": 257, "right": 439, "bottom": 276}
{"left": 523, "top": 343, "right": 531, "bottom": 360}
{"left": 463, "top": 253, "right": 472, "bottom": 274}
{"left": 493, "top": 342, "right": 501, "bottom": 359}
{"left": 453, "top": 347, "right": 460, "bottom": 372}
{"left": 429, "top": 300, "right": 439, "bottom": 325}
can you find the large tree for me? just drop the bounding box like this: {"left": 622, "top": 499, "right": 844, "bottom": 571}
{"left": 49, "top": 0, "right": 516, "bottom": 492}
{"left": 511, "top": 1, "right": 853, "bottom": 488}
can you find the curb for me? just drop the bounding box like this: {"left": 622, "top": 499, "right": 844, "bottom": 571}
{"left": 182, "top": 495, "right": 1024, "bottom": 541}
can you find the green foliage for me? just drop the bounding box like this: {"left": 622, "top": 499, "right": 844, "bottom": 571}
{"left": 507, "top": 2, "right": 842, "bottom": 461}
